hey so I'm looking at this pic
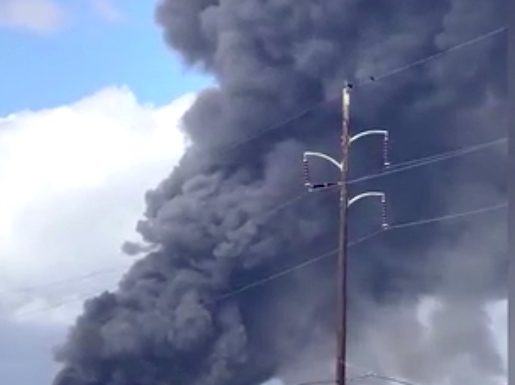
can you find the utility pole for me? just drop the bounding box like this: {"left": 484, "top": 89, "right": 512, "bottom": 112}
{"left": 302, "top": 83, "right": 389, "bottom": 385}
{"left": 336, "top": 83, "right": 351, "bottom": 385}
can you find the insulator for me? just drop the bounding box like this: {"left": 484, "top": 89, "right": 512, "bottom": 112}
{"left": 381, "top": 194, "right": 388, "bottom": 229}
{"left": 302, "top": 157, "right": 311, "bottom": 186}
{"left": 383, "top": 135, "right": 390, "bottom": 168}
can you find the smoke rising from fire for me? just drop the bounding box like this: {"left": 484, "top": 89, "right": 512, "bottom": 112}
{"left": 53, "top": 1, "right": 507, "bottom": 384}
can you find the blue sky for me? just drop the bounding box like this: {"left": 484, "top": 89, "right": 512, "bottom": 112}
{"left": 0, "top": 0, "right": 212, "bottom": 115}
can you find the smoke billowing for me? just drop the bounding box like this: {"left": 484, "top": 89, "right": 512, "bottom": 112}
{"left": 53, "top": 1, "right": 507, "bottom": 385}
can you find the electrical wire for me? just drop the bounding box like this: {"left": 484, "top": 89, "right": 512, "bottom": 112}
{"left": 208, "top": 26, "right": 507, "bottom": 155}
{"left": 0, "top": 264, "right": 130, "bottom": 297}
{"left": 385, "top": 139, "right": 507, "bottom": 170}
{"left": 13, "top": 286, "right": 115, "bottom": 319}
{"left": 215, "top": 248, "right": 338, "bottom": 302}
{"left": 1, "top": 126, "right": 495, "bottom": 298}
{"left": 296, "top": 370, "right": 427, "bottom": 385}
{"left": 219, "top": 98, "right": 331, "bottom": 153}
{"left": 363, "top": 373, "right": 427, "bottom": 385}
{"left": 262, "top": 136, "right": 507, "bottom": 223}
{"left": 11, "top": 200, "right": 505, "bottom": 318}
{"left": 0, "top": 194, "right": 314, "bottom": 302}
{"left": 215, "top": 201, "right": 505, "bottom": 302}
{"left": 356, "top": 26, "right": 507, "bottom": 87}
{"left": 347, "top": 137, "right": 507, "bottom": 185}
{"left": 389, "top": 202, "right": 507, "bottom": 230}
{"left": 344, "top": 361, "right": 429, "bottom": 385}
{"left": 0, "top": 193, "right": 315, "bottom": 300}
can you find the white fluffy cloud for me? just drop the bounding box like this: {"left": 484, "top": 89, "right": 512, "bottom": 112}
{"left": 0, "top": 0, "right": 66, "bottom": 33}
{"left": 0, "top": 86, "right": 193, "bottom": 384}
{"left": 0, "top": 86, "right": 194, "bottom": 324}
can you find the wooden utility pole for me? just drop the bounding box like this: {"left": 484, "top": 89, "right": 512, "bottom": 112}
{"left": 302, "top": 84, "right": 388, "bottom": 385}
{"left": 336, "top": 84, "right": 351, "bottom": 385}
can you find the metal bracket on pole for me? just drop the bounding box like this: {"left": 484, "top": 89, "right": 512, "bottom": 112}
{"left": 303, "top": 151, "right": 343, "bottom": 171}
{"left": 347, "top": 191, "right": 389, "bottom": 229}
{"left": 302, "top": 127, "right": 390, "bottom": 191}
{"left": 301, "top": 151, "right": 389, "bottom": 227}
{"left": 302, "top": 152, "right": 342, "bottom": 191}
{"left": 349, "top": 129, "right": 390, "bottom": 168}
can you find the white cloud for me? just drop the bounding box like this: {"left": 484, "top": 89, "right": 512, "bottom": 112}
{"left": 0, "top": 0, "right": 66, "bottom": 33}
{"left": 0, "top": 86, "right": 194, "bottom": 326}
{"left": 0, "top": 85, "right": 194, "bottom": 384}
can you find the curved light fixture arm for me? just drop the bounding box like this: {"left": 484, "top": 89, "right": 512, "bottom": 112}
{"left": 348, "top": 191, "right": 388, "bottom": 229}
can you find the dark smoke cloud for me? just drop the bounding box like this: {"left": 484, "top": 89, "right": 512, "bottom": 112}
{"left": 53, "top": 1, "right": 507, "bottom": 384}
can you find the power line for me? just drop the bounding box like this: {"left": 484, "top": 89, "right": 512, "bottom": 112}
{"left": 0, "top": 194, "right": 314, "bottom": 301}
{"left": 0, "top": 193, "right": 316, "bottom": 299}
{"left": 362, "top": 373, "right": 427, "bottom": 385}
{"left": 11, "top": 201, "right": 505, "bottom": 318}
{"left": 2, "top": 136, "right": 504, "bottom": 302}
{"left": 386, "top": 138, "right": 507, "bottom": 170}
{"left": 348, "top": 374, "right": 422, "bottom": 385}
{"left": 389, "top": 202, "right": 507, "bottom": 230}
{"left": 264, "top": 137, "right": 506, "bottom": 220}
{"left": 217, "top": 201, "right": 505, "bottom": 302}
{"left": 348, "top": 137, "right": 507, "bottom": 185}
{"left": 215, "top": 248, "right": 338, "bottom": 302}
{"left": 220, "top": 98, "right": 330, "bottom": 153}
{"left": 0, "top": 264, "right": 129, "bottom": 297}
{"left": 295, "top": 364, "right": 428, "bottom": 385}
{"left": 356, "top": 26, "right": 507, "bottom": 87}
{"left": 210, "top": 26, "right": 507, "bottom": 155}
{"left": 13, "top": 287, "right": 113, "bottom": 319}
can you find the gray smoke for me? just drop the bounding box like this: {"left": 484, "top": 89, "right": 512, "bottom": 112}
{"left": 53, "top": 1, "right": 507, "bottom": 385}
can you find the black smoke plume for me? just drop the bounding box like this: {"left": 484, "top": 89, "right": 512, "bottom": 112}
{"left": 53, "top": 1, "right": 507, "bottom": 384}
